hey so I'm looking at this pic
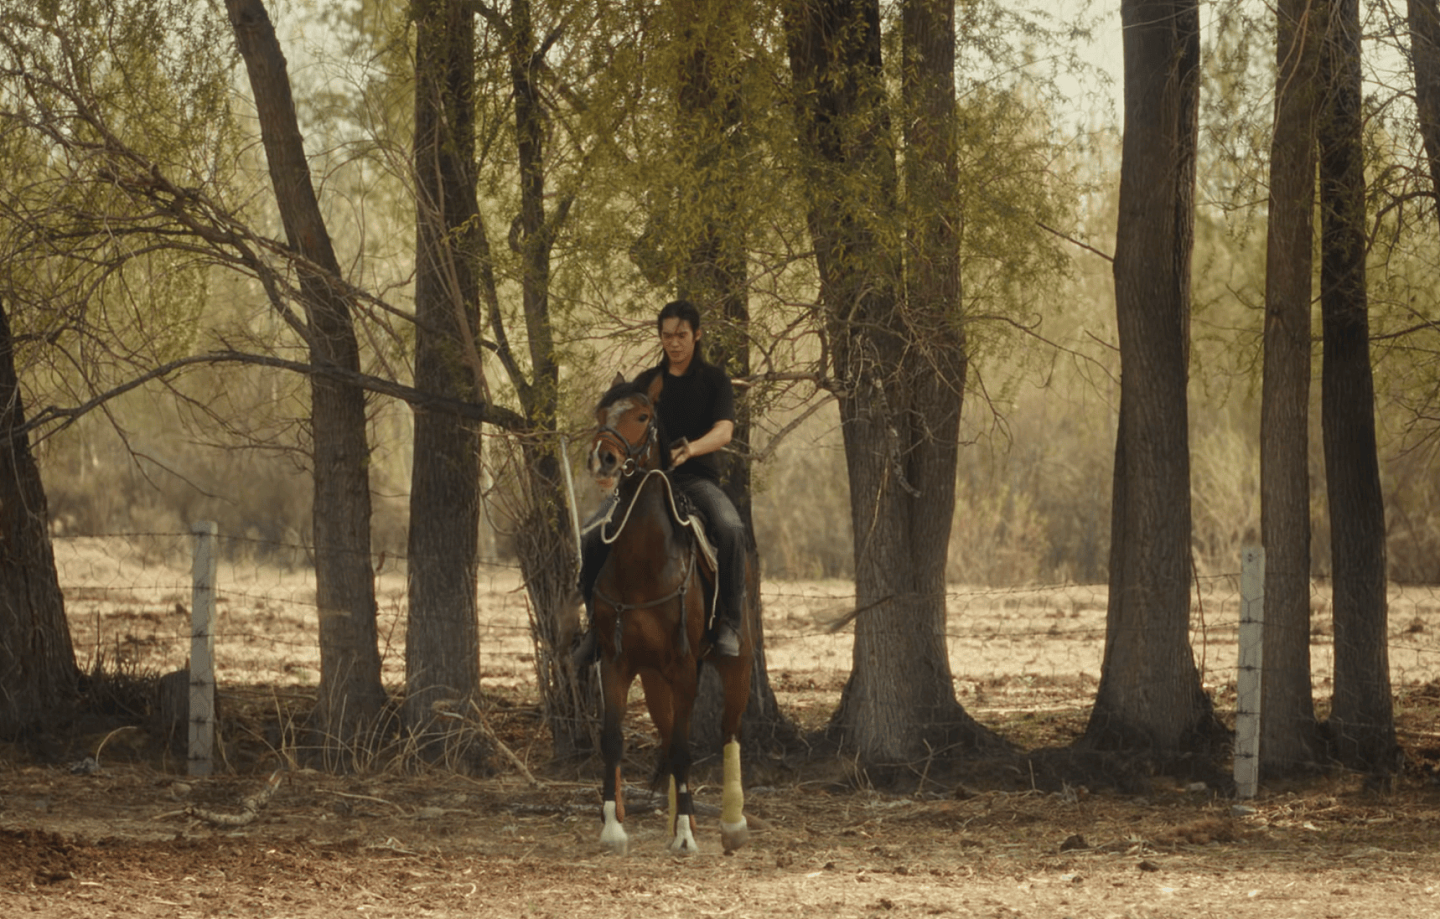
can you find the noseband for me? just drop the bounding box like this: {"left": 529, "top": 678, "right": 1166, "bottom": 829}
{"left": 594, "top": 405, "right": 660, "bottom": 478}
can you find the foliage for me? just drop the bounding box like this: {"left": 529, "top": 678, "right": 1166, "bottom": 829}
{"left": 4, "top": 0, "right": 1440, "bottom": 595}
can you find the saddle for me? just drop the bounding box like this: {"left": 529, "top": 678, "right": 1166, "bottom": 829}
{"left": 669, "top": 487, "right": 721, "bottom": 628}
{"left": 589, "top": 470, "right": 720, "bottom": 622}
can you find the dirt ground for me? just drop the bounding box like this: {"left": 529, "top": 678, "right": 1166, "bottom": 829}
{"left": 5, "top": 761, "right": 1440, "bottom": 918}
{"left": 4, "top": 540, "right": 1440, "bottom": 917}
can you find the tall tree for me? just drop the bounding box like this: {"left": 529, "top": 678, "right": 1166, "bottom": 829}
{"left": 1084, "top": 0, "right": 1221, "bottom": 754}
{"left": 0, "top": 299, "right": 78, "bottom": 737}
{"left": 226, "top": 0, "right": 387, "bottom": 762}
{"left": 1260, "top": 0, "right": 1325, "bottom": 775}
{"left": 785, "top": 0, "right": 990, "bottom": 776}
{"left": 1411, "top": 0, "right": 1440, "bottom": 193}
{"left": 405, "top": 0, "right": 485, "bottom": 758}
{"left": 473, "top": 0, "right": 591, "bottom": 757}
{"left": 1318, "top": 0, "right": 1395, "bottom": 770}
{"left": 670, "top": 0, "right": 797, "bottom": 754}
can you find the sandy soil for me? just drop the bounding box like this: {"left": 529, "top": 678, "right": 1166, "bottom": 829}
{"left": 4, "top": 536, "right": 1440, "bottom": 917}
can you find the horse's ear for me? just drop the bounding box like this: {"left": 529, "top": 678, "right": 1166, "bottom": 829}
{"left": 645, "top": 370, "right": 664, "bottom": 404}
{"left": 611, "top": 372, "right": 626, "bottom": 388}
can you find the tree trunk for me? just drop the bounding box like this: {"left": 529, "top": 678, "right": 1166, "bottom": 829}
{"left": 405, "top": 0, "right": 485, "bottom": 763}
{"left": 225, "top": 0, "right": 386, "bottom": 764}
{"left": 1318, "top": 0, "right": 1395, "bottom": 770}
{"left": 1260, "top": 0, "right": 1325, "bottom": 776}
{"left": 0, "top": 299, "right": 78, "bottom": 737}
{"left": 1410, "top": 0, "right": 1440, "bottom": 194}
{"left": 499, "top": 0, "right": 591, "bottom": 759}
{"left": 674, "top": 0, "right": 798, "bottom": 757}
{"left": 1084, "top": 0, "right": 1221, "bottom": 754}
{"left": 515, "top": 447, "right": 590, "bottom": 759}
{"left": 785, "top": 0, "right": 989, "bottom": 779}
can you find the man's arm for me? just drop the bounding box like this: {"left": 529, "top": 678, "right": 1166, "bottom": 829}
{"left": 672, "top": 419, "right": 733, "bottom": 467}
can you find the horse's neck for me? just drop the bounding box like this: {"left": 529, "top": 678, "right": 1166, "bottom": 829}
{"left": 616, "top": 470, "right": 681, "bottom": 540}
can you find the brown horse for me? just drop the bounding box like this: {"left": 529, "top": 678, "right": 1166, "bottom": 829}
{"left": 584, "top": 372, "right": 752, "bottom": 856}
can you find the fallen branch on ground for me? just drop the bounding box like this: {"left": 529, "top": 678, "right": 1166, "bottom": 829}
{"left": 185, "top": 770, "right": 284, "bottom": 826}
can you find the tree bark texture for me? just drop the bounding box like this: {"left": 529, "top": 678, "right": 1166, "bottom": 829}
{"left": 0, "top": 299, "right": 78, "bottom": 737}
{"left": 225, "top": 0, "right": 386, "bottom": 762}
{"left": 1318, "top": 0, "right": 1395, "bottom": 769}
{"left": 405, "top": 0, "right": 484, "bottom": 757}
{"left": 1260, "top": 0, "right": 1324, "bottom": 776}
{"left": 496, "top": 0, "right": 590, "bottom": 758}
{"left": 674, "top": 0, "right": 798, "bottom": 756}
{"left": 786, "top": 0, "right": 988, "bottom": 775}
{"left": 1410, "top": 0, "right": 1440, "bottom": 195}
{"left": 1085, "top": 0, "right": 1219, "bottom": 754}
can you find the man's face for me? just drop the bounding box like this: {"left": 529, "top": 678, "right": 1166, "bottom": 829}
{"left": 660, "top": 317, "right": 699, "bottom": 368}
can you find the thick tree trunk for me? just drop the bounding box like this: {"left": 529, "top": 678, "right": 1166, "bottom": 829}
{"left": 1318, "top": 0, "right": 1395, "bottom": 770}
{"left": 1084, "top": 0, "right": 1221, "bottom": 754}
{"left": 674, "top": 0, "right": 799, "bottom": 757}
{"left": 1260, "top": 0, "right": 1325, "bottom": 776}
{"left": 1409, "top": 0, "right": 1440, "bottom": 194}
{"left": 0, "top": 299, "right": 78, "bottom": 737}
{"left": 500, "top": 0, "right": 590, "bottom": 759}
{"left": 405, "top": 0, "right": 484, "bottom": 762}
{"left": 785, "top": 0, "right": 988, "bottom": 778}
{"left": 225, "top": 0, "right": 386, "bottom": 763}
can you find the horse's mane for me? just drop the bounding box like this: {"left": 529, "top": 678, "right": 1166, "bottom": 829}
{"left": 597, "top": 374, "right": 672, "bottom": 471}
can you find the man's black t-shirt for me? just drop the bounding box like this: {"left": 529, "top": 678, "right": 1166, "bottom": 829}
{"left": 635, "top": 360, "right": 735, "bottom": 484}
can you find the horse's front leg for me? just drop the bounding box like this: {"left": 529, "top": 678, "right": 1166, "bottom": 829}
{"left": 598, "top": 659, "right": 631, "bottom": 855}
{"left": 718, "top": 735, "right": 748, "bottom": 852}
{"left": 716, "top": 654, "right": 753, "bottom": 853}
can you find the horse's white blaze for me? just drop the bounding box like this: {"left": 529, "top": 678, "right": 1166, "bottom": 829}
{"left": 601, "top": 397, "right": 638, "bottom": 427}
{"left": 590, "top": 396, "right": 642, "bottom": 477}
{"left": 599, "top": 801, "right": 629, "bottom": 855}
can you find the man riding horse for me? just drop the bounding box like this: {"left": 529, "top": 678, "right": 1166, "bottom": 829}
{"left": 573, "top": 299, "right": 747, "bottom": 663}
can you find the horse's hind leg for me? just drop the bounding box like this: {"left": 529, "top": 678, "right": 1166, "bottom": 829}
{"left": 598, "top": 660, "right": 632, "bottom": 855}
{"left": 645, "top": 668, "right": 699, "bottom": 855}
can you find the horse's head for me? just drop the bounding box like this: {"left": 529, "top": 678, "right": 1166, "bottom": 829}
{"left": 589, "top": 372, "right": 668, "bottom": 483}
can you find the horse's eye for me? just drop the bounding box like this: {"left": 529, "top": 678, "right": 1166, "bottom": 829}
{"left": 638, "top": 413, "right": 649, "bottom": 423}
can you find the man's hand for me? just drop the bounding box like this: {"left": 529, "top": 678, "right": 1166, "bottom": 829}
{"left": 670, "top": 438, "right": 692, "bottom": 467}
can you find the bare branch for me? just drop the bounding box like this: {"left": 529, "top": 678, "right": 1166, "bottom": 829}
{"left": 20, "top": 350, "right": 529, "bottom": 443}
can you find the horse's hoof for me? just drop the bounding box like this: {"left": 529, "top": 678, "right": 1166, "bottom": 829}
{"left": 600, "top": 822, "right": 629, "bottom": 856}
{"left": 667, "top": 837, "right": 700, "bottom": 857}
{"left": 720, "top": 818, "right": 749, "bottom": 853}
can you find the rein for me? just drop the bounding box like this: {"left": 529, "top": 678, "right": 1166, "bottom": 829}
{"left": 590, "top": 412, "right": 702, "bottom": 651}
{"left": 592, "top": 469, "right": 697, "bottom": 615}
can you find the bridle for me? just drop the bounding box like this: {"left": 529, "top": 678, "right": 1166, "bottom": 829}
{"left": 592, "top": 399, "right": 660, "bottom": 479}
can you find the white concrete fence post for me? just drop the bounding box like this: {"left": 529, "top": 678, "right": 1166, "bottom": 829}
{"left": 1235, "top": 545, "right": 1265, "bottom": 799}
{"left": 189, "top": 521, "right": 219, "bottom": 777}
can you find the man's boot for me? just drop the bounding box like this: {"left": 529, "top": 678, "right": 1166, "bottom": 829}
{"left": 713, "top": 611, "right": 741, "bottom": 657}
{"left": 570, "top": 626, "right": 599, "bottom": 668}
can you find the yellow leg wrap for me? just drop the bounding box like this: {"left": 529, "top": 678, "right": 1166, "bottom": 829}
{"left": 721, "top": 740, "right": 744, "bottom": 825}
